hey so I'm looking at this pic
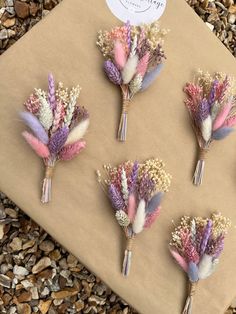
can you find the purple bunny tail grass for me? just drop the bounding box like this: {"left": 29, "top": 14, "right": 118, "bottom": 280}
{"left": 198, "top": 98, "right": 210, "bottom": 122}
{"left": 140, "top": 63, "right": 163, "bottom": 91}
{"left": 41, "top": 158, "right": 55, "bottom": 204}
{"left": 182, "top": 282, "right": 198, "bottom": 314}
{"left": 104, "top": 60, "right": 122, "bottom": 85}
{"left": 212, "top": 127, "right": 234, "bottom": 140}
{"left": 48, "top": 73, "right": 56, "bottom": 110}
{"left": 129, "top": 161, "right": 139, "bottom": 192}
{"left": 213, "top": 234, "right": 225, "bottom": 258}
{"left": 48, "top": 126, "right": 69, "bottom": 155}
{"left": 108, "top": 183, "right": 125, "bottom": 211}
{"left": 125, "top": 20, "right": 131, "bottom": 49}
{"left": 19, "top": 111, "right": 49, "bottom": 144}
{"left": 200, "top": 219, "right": 212, "bottom": 256}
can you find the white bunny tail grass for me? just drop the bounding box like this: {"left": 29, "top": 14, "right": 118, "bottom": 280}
{"left": 132, "top": 199, "right": 146, "bottom": 234}
{"left": 117, "top": 99, "right": 129, "bottom": 142}
{"left": 182, "top": 282, "right": 198, "bottom": 314}
{"left": 122, "top": 237, "right": 134, "bottom": 277}
{"left": 193, "top": 148, "right": 208, "bottom": 186}
{"left": 65, "top": 119, "right": 90, "bottom": 145}
{"left": 41, "top": 159, "right": 55, "bottom": 203}
{"left": 121, "top": 54, "right": 138, "bottom": 85}
{"left": 201, "top": 116, "right": 212, "bottom": 142}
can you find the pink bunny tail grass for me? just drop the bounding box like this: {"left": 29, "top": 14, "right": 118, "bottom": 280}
{"left": 182, "top": 282, "right": 198, "bottom": 314}
{"left": 127, "top": 194, "right": 136, "bottom": 222}
{"left": 41, "top": 159, "right": 55, "bottom": 204}
{"left": 169, "top": 249, "right": 188, "bottom": 272}
{"left": 59, "top": 140, "right": 86, "bottom": 161}
{"left": 136, "top": 52, "right": 150, "bottom": 77}
{"left": 22, "top": 131, "right": 50, "bottom": 158}
{"left": 213, "top": 102, "right": 232, "bottom": 131}
{"left": 114, "top": 40, "right": 127, "bottom": 70}
{"left": 122, "top": 237, "right": 134, "bottom": 277}
{"left": 144, "top": 206, "right": 161, "bottom": 228}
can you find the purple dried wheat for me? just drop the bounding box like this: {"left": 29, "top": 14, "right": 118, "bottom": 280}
{"left": 198, "top": 98, "right": 210, "bottom": 122}
{"left": 48, "top": 126, "right": 69, "bottom": 155}
{"left": 208, "top": 80, "right": 218, "bottom": 106}
{"left": 108, "top": 183, "right": 125, "bottom": 211}
{"left": 104, "top": 60, "right": 122, "bottom": 85}
{"left": 200, "top": 219, "right": 212, "bottom": 256}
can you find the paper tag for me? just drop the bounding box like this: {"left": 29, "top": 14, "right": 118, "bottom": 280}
{"left": 106, "top": 0, "right": 166, "bottom": 25}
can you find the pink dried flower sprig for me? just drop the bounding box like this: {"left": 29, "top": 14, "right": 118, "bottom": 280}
{"left": 20, "top": 74, "right": 90, "bottom": 203}
{"left": 169, "top": 212, "right": 231, "bottom": 314}
{"left": 184, "top": 70, "right": 236, "bottom": 185}
{"left": 96, "top": 158, "right": 171, "bottom": 276}
{"left": 97, "top": 21, "right": 168, "bottom": 141}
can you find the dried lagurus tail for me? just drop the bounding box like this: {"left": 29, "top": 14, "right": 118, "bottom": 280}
{"left": 96, "top": 158, "right": 171, "bottom": 276}
{"left": 20, "top": 74, "right": 89, "bottom": 203}
{"left": 97, "top": 21, "right": 168, "bottom": 141}
{"left": 184, "top": 70, "right": 236, "bottom": 185}
{"left": 169, "top": 212, "right": 231, "bottom": 314}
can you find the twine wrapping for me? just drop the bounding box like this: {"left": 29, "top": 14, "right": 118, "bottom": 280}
{"left": 45, "top": 166, "right": 54, "bottom": 179}
{"left": 182, "top": 281, "right": 198, "bottom": 314}
{"left": 122, "top": 236, "right": 134, "bottom": 277}
{"left": 117, "top": 99, "right": 130, "bottom": 142}
{"left": 126, "top": 237, "right": 134, "bottom": 251}
{"left": 198, "top": 148, "right": 208, "bottom": 161}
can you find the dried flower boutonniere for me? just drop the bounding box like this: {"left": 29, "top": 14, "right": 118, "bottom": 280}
{"left": 169, "top": 212, "right": 231, "bottom": 314}
{"left": 184, "top": 70, "right": 236, "bottom": 185}
{"left": 20, "top": 74, "right": 89, "bottom": 203}
{"left": 97, "top": 21, "right": 168, "bottom": 141}
{"left": 96, "top": 158, "right": 171, "bottom": 276}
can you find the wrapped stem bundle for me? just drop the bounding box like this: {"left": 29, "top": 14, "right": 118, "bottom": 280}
{"left": 97, "top": 21, "right": 168, "bottom": 141}
{"left": 21, "top": 74, "right": 89, "bottom": 203}
{"left": 96, "top": 158, "right": 171, "bottom": 276}
{"left": 184, "top": 70, "right": 236, "bottom": 185}
{"left": 169, "top": 212, "right": 231, "bottom": 314}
